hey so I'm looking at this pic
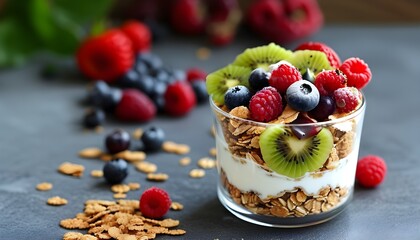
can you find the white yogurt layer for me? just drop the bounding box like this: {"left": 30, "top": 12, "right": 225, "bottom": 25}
{"left": 216, "top": 135, "right": 359, "bottom": 199}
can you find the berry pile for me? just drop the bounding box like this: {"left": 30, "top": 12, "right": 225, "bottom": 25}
{"left": 206, "top": 42, "right": 371, "bottom": 125}
{"left": 77, "top": 20, "right": 208, "bottom": 128}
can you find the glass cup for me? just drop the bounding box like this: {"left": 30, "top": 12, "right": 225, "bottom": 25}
{"left": 211, "top": 96, "right": 366, "bottom": 228}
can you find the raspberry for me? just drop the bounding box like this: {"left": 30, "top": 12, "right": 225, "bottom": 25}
{"left": 339, "top": 57, "right": 372, "bottom": 90}
{"left": 164, "top": 81, "right": 196, "bottom": 116}
{"left": 295, "top": 42, "right": 341, "bottom": 68}
{"left": 314, "top": 69, "right": 347, "bottom": 96}
{"left": 170, "top": 0, "right": 205, "bottom": 35}
{"left": 249, "top": 86, "right": 282, "bottom": 122}
{"left": 269, "top": 63, "right": 302, "bottom": 94}
{"left": 186, "top": 67, "right": 207, "bottom": 82}
{"left": 356, "top": 155, "right": 387, "bottom": 188}
{"left": 140, "top": 187, "right": 172, "bottom": 219}
{"left": 120, "top": 20, "right": 152, "bottom": 53}
{"left": 115, "top": 89, "right": 156, "bottom": 122}
{"left": 76, "top": 29, "right": 134, "bottom": 82}
{"left": 333, "top": 87, "right": 362, "bottom": 113}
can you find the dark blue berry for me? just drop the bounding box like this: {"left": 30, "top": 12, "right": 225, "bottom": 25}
{"left": 153, "top": 96, "right": 166, "bottom": 113}
{"left": 224, "top": 85, "right": 252, "bottom": 110}
{"left": 102, "top": 88, "right": 122, "bottom": 113}
{"left": 87, "top": 81, "right": 111, "bottom": 107}
{"left": 302, "top": 68, "right": 315, "bottom": 83}
{"left": 248, "top": 68, "right": 269, "bottom": 91}
{"left": 136, "top": 53, "right": 163, "bottom": 72}
{"left": 134, "top": 61, "right": 149, "bottom": 76}
{"left": 83, "top": 108, "right": 105, "bottom": 128}
{"left": 151, "top": 81, "right": 167, "bottom": 99}
{"left": 135, "top": 75, "right": 155, "bottom": 97}
{"left": 308, "top": 95, "right": 336, "bottom": 121}
{"left": 103, "top": 159, "right": 128, "bottom": 184}
{"left": 286, "top": 80, "right": 320, "bottom": 112}
{"left": 105, "top": 129, "right": 131, "bottom": 154}
{"left": 141, "top": 126, "right": 165, "bottom": 152}
{"left": 191, "top": 81, "right": 208, "bottom": 104}
{"left": 153, "top": 69, "right": 171, "bottom": 83}
{"left": 168, "top": 69, "right": 186, "bottom": 82}
{"left": 117, "top": 69, "right": 140, "bottom": 88}
{"left": 290, "top": 115, "right": 321, "bottom": 140}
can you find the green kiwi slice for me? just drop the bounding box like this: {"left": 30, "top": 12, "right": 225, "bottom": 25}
{"left": 206, "top": 64, "right": 251, "bottom": 105}
{"left": 232, "top": 43, "right": 293, "bottom": 71}
{"left": 288, "top": 50, "right": 333, "bottom": 76}
{"left": 259, "top": 126, "right": 333, "bottom": 178}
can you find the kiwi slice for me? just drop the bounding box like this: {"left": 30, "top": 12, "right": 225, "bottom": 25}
{"left": 232, "top": 43, "right": 293, "bottom": 71}
{"left": 259, "top": 126, "right": 333, "bottom": 178}
{"left": 288, "top": 50, "right": 333, "bottom": 76}
{"left": 206, "top": 65, "right": 251, "bottom": 105}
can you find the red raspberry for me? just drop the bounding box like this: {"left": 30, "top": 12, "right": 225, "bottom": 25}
{"left": 115, "top": 89, "right": 156, "bottom": 122}
{"left": 249, "top": 86, "right": 282, "bottom": 122}
{"left": 186, "top": 67, "right": 207, "bottom": 82}
{"left": 140, "top": 187, "right": 172, "bottom": 219}
{"left": 333, "top": 87, "right": 362, "bottom": 113}
{"left": 170, "top": 0, "right": 205, "bottom": 35}
{"left": 76, "top": 29, "right": 134, "bottom": 82}
{"left": 269, "top": 63, "right": 302, "bottom": 94}
{"left": 295, "top": 42, "right": 341, "bottom": 68}
{"left": 356, "top": 155, "right": 387, "bottom": 188}
{"left": 164, "top": 81, "right": 196, "bottom": 116}
{"left": 120, "top": 20, "right": 152, "bottom": 53}
{"left": 314, "top": 69, "right": 347, "bottom": 96}
{"left": 339, "top": 57, "right": 372, "bottom": 90}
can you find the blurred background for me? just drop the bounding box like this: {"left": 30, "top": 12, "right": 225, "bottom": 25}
{"left": 0, "top": 0, "right": 419, "bottom": 69}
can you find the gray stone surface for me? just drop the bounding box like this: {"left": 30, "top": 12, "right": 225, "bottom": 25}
{"left": 0, "top": 26, "right": 419, "bottom": 239}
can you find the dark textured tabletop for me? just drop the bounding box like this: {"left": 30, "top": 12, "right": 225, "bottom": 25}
{"left": 1, "top": 25, "right": 419, "bottom": 240}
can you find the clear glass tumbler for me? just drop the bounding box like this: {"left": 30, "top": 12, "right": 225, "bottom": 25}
{"left": 211, "top": 97, "right": 366, "bottom": 228}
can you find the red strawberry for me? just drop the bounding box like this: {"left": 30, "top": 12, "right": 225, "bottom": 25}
{"left": 140, "top": 187, "right": 172, "bottom": 219}
{"left": 170, "top": 0, "right": 206, "bottom": 35}
{"left": 120, "top": 20, "right": 152, "bottom": 53}
{"left": 76, "top": 29, "right": 134, "bottom": 82}
{"left": 295, "top": 42, "right": 341, "bottom": 68}
{"left": 115, "top": 89, "right": 156, "bottom": 122}
{"left": 187, "top": 68, "right": 207, "bottom": 83}
{"left": 164, "top": 81, "right": 196, "bottom": 116}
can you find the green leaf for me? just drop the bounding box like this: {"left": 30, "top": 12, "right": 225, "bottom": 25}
{"left": 53, "top": 0, "right": 114, "bottom": 25}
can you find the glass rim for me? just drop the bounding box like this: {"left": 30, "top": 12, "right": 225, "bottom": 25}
{"left": 209, "top": 93, "right": 366, "bottom": 127}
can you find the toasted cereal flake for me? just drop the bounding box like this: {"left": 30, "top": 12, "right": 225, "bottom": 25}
{"left": 99, "top": 154, "right": 113, "bottom": 162}
{"left": 90, "top": 170, "right": 103, "bottom": 178}
{"left": 58, "top": 162, "right": 85, "bottom": 177}
{"left": 189, "top": 169, "right": 205, "bottom": 178}
{"left": 80, "top": 235, "right": 98, "bottom": 240}
{"left": 269, "top": 105, "right": 299, "bottom": 124}
{"left": 229, "top": 106, "right": 250, "bottom": 119}
{"left": 146, "top": 173, "right": 169, "bottom": 182}
{"left": 114, "top": 150, "right": 146, "bottom": 162}
{"left": 47, "top": 196, "right": 68, "bottom": 206}
{"left": 111, "top": 184, "right": 130, "bottom": 193}
{"left": 179, "top": 157, "right": 191, "bottom": 166}
{"left": 170, "top": 202, "right": 184, "bottom": 211}
{"left": 197, "top": 157, "right": 216, "bottom": 169}
{"left": 63, "top": 232, "right": 83, "bottom": 240}
{"left": 79, "top": 147, "right": 103, "bottom": 159}
{"left": 166, "top": 229, "right": 186, "bottom": 236}
{"left": 135, "top": 161, "right": 157, "bottom": 173}
{"left": 60, "top": 218, "right": 89, "bottom": 229}
{"left": 209, "top": 147, "right": 217, "bottom": 157}
{"left": 162, "top": 141, "right": 190, "bottom": 155}
{"left": 210, "top": 125, "right": 216, "bottom": 137}
{"left": 132, "top": 128, "right": 143, "bottom": 140}
{"left": 128, "top": 182, "right": 141, "bottom": 191}
{"left": 196, "top": 47, "right": 211, "bottom": 60}
{"left": 36, "top": 182, "right": 53, "bottom": 191}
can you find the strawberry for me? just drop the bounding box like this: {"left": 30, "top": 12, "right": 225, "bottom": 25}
{"left": 115, "top": 89, "right": 156, "bottom": 122}
{"left": 164, "top": 81, "right": 196, "bottom": 116}
{"left": 76, "top": 29, "right": 134, "bottom": 83}
{"left": 120, "top": 20, "right": 152, "bottom": 53}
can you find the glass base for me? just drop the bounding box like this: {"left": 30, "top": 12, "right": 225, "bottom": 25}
{"left": 217, "top": 183, "right": 351, "bottom": 228}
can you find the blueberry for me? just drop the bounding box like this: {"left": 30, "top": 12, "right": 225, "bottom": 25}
{"left": 168, "top": 69, "right": 186, "bottom": 82}
{"left": 151, "top": 81, "right": 167, "bottom": 99}
{"left": 141, "top": 126, "right": 165, "bottom": 152}
{"left": 248, "top": 68, "right": 269, "bottom": 91}
{"left": 153, "top": 69, "right": 171, "bottom": 83}
{"left": 286, "top": 80, "right": 320, "bottom": 112}
{"left": 224, "top": 85, "right": 252, "bottom": 110}
{"left": 153, "top": 96, "right": 166, "bottom": 113}
{"left": 191, "top": 81, "right": 208, "bottom": 104}
{"left": 83, "top": 108, "right": 105, "bottom": 129}
{"left": 136, "top": 53, "right": 163, "bottom": 72}
{"left": 87, "top": 81, "right": 111, "bottom": 106}
{"left": 134, "top": 61, "right": 149, "bottom": 76}
{"left": 302, "top": 68, "right": 315, "bottom": 83}
{"left": 101, "top": 88, "right": 122, "bottom": 113}
{"left": 117, "top": 69, "right": 140, "bottom": 88}
{"left": 103, "top": 159, "right": 128, "bottom": 184}
{"left": 135, "top": 75, "right": 155, "bottom": 97}
{"left": 105, "top": 129, "right": 131, "bottom": 154}
{"left": 308, "top": 95, "right": 336, "bottom": 121}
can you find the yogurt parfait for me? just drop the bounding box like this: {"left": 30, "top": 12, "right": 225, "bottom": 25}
{"left": 206, "top": 42, "right": 370, "bottom": 227}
